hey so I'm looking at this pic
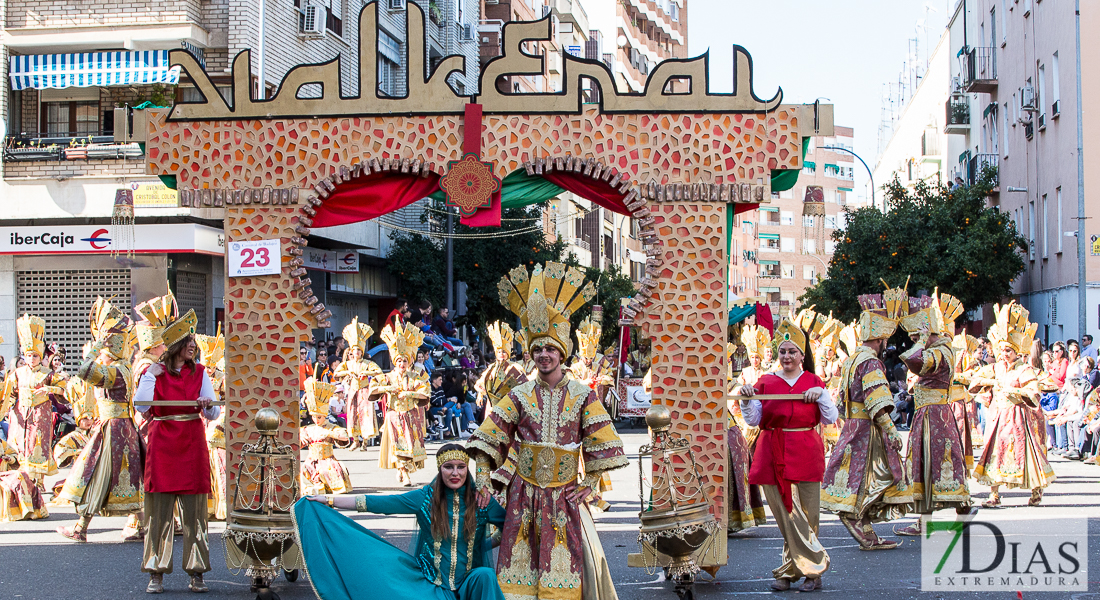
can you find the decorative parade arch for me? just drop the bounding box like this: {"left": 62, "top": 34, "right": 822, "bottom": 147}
{"left": 146, "top": 1, "right": 832, "bottom": 574}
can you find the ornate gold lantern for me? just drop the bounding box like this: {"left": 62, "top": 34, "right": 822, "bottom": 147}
{"left": 224, "top": 408, "right": 303, "bottom": 591}
{"left": 637, "top": 405, "right": 719, "bottom": 600}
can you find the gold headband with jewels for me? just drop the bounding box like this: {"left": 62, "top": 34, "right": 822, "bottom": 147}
{"left": 436, "top": 449, "right": 469, "bottom": 468}
{"left": 772, "top": 318, "right": 808, "bottom": 355}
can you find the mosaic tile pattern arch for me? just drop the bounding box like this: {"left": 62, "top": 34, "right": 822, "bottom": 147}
{"left": 145, "top": 106, "right": 803, "bottom": 191}
{"left": 145, "top": 101, "right": 815, "bottom": 569}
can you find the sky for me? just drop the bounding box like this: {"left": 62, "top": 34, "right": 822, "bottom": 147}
{"left": 687, "top": 0, "right": 954, "bottom": 202}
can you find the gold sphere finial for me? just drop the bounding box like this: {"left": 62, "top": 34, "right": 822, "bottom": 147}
{"left": 254, "top": 408, "right": 280, "bottom": 435}
{"left": 645, "top": 404, "right": 672, "bottom": 432}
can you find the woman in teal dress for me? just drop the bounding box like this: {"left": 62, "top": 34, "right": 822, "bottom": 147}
{"left": 295, "top": 443, "right": 506, "bottom": 600}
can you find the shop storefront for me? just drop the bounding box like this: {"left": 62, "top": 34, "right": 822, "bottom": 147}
{"left": 0, "top": 223, "right": 223, "bottom": 366}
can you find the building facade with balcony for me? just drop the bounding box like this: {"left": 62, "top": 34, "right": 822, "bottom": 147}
{"left": 0, "top": 1, "right": 497, "bottom": 360}
{"left": 871, "top": 29, "right": 952, "bottom": 199}
{"left": 756, "top": 126, "right": 855, "bottom": 319}
{"left": 946, "top": 0, "right": 1100, "bottom": 343}
{"left": 586, "top": 0, "right": 686, "bottom": 94}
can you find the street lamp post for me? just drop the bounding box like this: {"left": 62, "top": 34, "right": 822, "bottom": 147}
{"left": 818, "top": 146, "right": 878, "bottom": 211}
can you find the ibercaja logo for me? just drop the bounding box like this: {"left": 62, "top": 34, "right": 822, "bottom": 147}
{"left": 921, "top": 515, "right": 1087, "bottom": 591}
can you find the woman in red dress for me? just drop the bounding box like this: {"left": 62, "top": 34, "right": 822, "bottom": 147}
{"left": 737, "top": 318, "right": 837, "bottom": 593}
{"left": 133, "top": 309, "right": 219, "bottom": 594}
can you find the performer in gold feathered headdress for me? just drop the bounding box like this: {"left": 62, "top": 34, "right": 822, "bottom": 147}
{"left": 299, "top": 377, "right": 353, "bottom": 495}
{"left": 822, "top": 281, "right": 913, "bottom": 552}
{"left": 57, "top": 297, "right": 146, "bottom": 542}
{"left": 1, "top": 314, "right": 64, "bottom": 489}
{"left": 467, "top": 262, "right": 626, "bottom": 600}
{"left": 375, "top": 322, "right": 430, "bottom": 485}
{"left": 332, "top": 317, "right": 384, "bottom": 450}
{"left": 970, "top": 302, "right": 1054, "bottom": 508}
{"left": 569, "top": 315, "right": 614, "bottom": 395}
{"left": 475, "top": 321, "right": 528, "bottom": 414}
{"left": 894, "top": 289, "right": 972, "bottom": 537}
{"left": 53, "top": 342, "right": 97, "bottom": 473}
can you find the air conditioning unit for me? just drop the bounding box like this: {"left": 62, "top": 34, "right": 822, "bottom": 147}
{"left": 1020, "top": 85, "right": 1036, "bottom": 111}
{"left": 1038, "top": 112, "right": 1046, "bottom": 130}
{"left": 388, "top": 0, "right": 405, "bottom": 8}
{"left": 1052, "top": 99, "right": 1060, "bottom": 118}
{"left": 461, "top": 23, "right": 474, "bottom": 41}
{"left": 300, "top": 3, "right": 326, "bottom": 36}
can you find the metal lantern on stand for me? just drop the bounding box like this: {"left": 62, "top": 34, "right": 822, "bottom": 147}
{"left": 637, "top": 405, "right": 719, "bottom": 600}
{"left": 224, "top": 407, "right": 303, "bottom": 591}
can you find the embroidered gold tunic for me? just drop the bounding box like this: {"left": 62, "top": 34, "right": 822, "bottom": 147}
{"left": 468, "top": 375, "right": 627, "bottom": 600}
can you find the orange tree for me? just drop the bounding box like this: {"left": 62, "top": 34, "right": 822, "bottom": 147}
{"left": 799, "top": 167, "right": 1027, "bottom": 322}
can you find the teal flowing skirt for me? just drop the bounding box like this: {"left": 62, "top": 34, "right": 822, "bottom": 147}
{"left": 293, "top": 498, "right": 504, "bottom": 600}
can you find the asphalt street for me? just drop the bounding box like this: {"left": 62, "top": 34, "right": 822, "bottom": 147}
{"left": 0, "top": 425, "right": 1097, "bottom": 599}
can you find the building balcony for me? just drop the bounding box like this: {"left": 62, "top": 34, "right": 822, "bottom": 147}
{"left": 945, "top": 98, "right": 970, "bottom": 134}
{"left": 4, "top": 132, "right": 144, "bottom": 162}
{"left": 966, "top": 153, "right": 999, "bottom": 189}
{"left": 547, "top": 0, "right": 590, "bottom": 38}
{"left": 961, "top": 46, "right": 997, "bottom": 93}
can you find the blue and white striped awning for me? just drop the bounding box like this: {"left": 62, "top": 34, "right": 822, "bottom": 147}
{"left": 9, "top": 50, "right": 181, "bottom": 91}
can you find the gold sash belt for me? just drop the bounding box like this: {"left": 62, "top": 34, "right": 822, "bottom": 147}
{"left": 97, "top": 401, "right": 131, "bottom": 420}
{"left": 309, "top": 443, "right": 334, "bottom": 460}
{"left": 152, "top": 413, "right": 201, "bottom": 422}
{"left": 516, "top": 442, "right": 580, "bottom": 488}
{"left": 914, "top": 387, "right": 950, "bottom": 409}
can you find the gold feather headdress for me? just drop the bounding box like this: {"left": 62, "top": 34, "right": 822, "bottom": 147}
{"left": 381, "top": 322, "right": 425, "bottom": 365}
{"left": 988, "top": 301, "right": 1037, "bottom": 354}
{"left": 486, "top": 321, "right": 515, "bottom": 356}
{"left": 342, "top": 317, "right": 374, "bottom": 353}
{"left": 575, "top": 317, "right": 602, "bottom": 361}
{"left": 497, "top": 262, "right": 595, "bottom": 355}
{"left": 134, "top": 292, "right": 177, "bottom": 351}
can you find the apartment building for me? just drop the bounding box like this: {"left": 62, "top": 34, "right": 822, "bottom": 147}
{"left": 946, "top": 0, "right": 1100, "bottom": 342}
{"left": 0, "top": 0, "right": 485, "bottom": 361}
{"left": 757, "top": 127, "right": 856, "bottom": 318}
{"left": 873, "top": 30, "right": 952, "bottom": 197}
{"left": 476, "top": 0, "right": 685, "bottom": 281}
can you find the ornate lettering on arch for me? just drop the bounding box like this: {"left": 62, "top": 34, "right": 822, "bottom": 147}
{"left": 167, "top": 1, "right": 781, "bottom": 122}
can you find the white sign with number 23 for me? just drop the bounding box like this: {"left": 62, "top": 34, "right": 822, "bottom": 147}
{"left": 228, "top": 239, "right": 282, "bottom": 277}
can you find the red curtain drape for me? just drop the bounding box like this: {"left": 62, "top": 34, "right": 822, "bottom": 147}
{"left": 312, "top": 172, "right": 442, "bottom": 228}
{"left": 460, "top": 190, "right": 502, "bottom": 227}
{"left": 542, "top": 171, "right": 631, "bottom": 215}
{"left": 754, "top": 302, "right": 774, "bottom": 334}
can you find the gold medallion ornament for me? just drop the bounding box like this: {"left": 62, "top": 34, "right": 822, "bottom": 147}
{"left": 439, "top": 153, "right": 503, "bottom": 217}
{"left": 497, "top": 262, "right": 595, "bottom": 356}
